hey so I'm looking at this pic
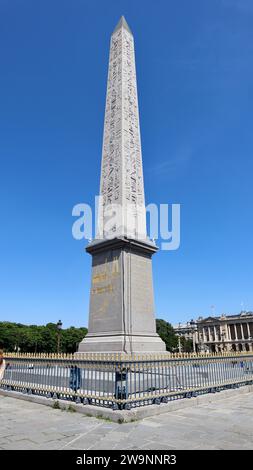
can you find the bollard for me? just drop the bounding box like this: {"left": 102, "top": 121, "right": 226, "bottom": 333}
{"left": 154, "top": 397, "right": 161, "bottom": 405}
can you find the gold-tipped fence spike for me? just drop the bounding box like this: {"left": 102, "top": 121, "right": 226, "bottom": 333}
{"left": 3, "top": 349, "right": 252, "bottom": 364}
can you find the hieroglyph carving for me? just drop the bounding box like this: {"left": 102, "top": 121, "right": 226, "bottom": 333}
{"left": 98, "top": 24, "right": 146, "bottom": 240}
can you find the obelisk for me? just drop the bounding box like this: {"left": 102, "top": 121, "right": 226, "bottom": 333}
{"left": 78, "top": 16, "right": 166, "bottom": 354}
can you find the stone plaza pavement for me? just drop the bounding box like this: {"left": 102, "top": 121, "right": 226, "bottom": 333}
{"left": 0, "top": 392, "right": 253, "bottom": 450}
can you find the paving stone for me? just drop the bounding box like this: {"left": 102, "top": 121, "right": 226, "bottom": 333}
{"left": 1, "top": 392, "right": 253, "bottom": 449}
{"left": 139, "top": 442, "right": 178, "bottom": 450}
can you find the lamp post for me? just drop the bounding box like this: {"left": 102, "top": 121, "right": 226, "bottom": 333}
{"left": 56, "top": 320, "right": 62, "bottom": 354}
{"left": 190, "top": 320, "right": 198, "bottom": 353}
{"left": 178, "top": 335, "right": 182, "bottom": 353}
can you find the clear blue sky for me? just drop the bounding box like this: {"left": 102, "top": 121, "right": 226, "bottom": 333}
{"left": 0, "top": 0, "right": 252, "bottom": 328}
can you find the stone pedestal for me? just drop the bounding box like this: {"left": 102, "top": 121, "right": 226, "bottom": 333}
{"left": 77, "top": 237, "right": 166, "bottom": 354}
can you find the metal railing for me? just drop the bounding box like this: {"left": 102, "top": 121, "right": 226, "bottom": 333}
{"left": 1, "top": 352, "right": 253, "bottom": 410}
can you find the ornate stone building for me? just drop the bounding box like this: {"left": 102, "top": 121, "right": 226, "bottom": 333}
{"left": 174, "top": 312, "right": 253, "bottom": 352}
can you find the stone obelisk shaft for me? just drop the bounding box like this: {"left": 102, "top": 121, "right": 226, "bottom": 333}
{"left": 98, "top": 16, "right": 146, "bottom": 240}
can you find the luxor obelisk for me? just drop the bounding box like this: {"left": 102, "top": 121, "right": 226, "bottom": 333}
{"left": 78, "top": 16, "right": 166, "bottom": 354}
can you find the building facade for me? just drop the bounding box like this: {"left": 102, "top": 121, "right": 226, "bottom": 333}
{"left": 174, "top": 312, "right": 253, "bottom": 352}
{"left": 173, "top": 320, "right": 197, "bottom": 352}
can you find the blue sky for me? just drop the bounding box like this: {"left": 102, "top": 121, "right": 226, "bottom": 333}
{"left": 0, "top": 0, "right": 252, "bottom": 328}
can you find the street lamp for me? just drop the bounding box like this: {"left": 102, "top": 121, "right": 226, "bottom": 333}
{"left": 56, "top": 320, "right": 63, "bottom": 354}
{"left": 178, "top": 335, "right": 182, "bottom": 353}
{"left": 190, "top": 320, "right": 198, "bottom": 353}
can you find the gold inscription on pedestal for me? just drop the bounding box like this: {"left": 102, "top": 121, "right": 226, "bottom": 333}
{"left": 92, "top": 273, "right": 108, "bottom": 284}
{"left": 91, "top": 284, "right": 113, "bottom": 295}
{"left": 91, "top": 256, "right": 119, "bottom": 297}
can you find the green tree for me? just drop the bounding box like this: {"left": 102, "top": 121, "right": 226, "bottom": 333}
{"left": 180, "top": 336, "right": 193, "bottom": 353}
{"left": 0, "top": 322, "right": 24, "bottom": 351}
{"left": 156, "top": 319, "right": 178, "bottom": 351}
{"left": 0, "top": 321, "right": 88, "bottom": 353}
{"left": 62, "top": 327, "right": 88, "bottom": 353}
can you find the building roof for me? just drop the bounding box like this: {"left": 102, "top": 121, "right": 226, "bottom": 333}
{"left": 197, "top": 312, "right": 253, "bottom": 323}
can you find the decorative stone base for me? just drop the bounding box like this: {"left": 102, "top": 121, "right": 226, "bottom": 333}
{"left": 78, "top": 236, "right": 166, "bottom": 355}
{"left": 77, "top": 333, "right": 166, "bottom": 355}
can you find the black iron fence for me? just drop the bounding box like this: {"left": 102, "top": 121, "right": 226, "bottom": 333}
{"left": 1, "top": 352, "right": 253, "bottom": 410}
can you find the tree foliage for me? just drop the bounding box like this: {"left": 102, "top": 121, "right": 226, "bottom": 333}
{"left": 180, "top": 336, "right": 193, "bottom": 352}
{"left": 0, "top": 322, "right": 87, "bottom": 353}
{"left": 156, "top": 319, "right": 178, "bottom": 351}
{"left": 0, "top": 319, "right": 180, "bottom": 354}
